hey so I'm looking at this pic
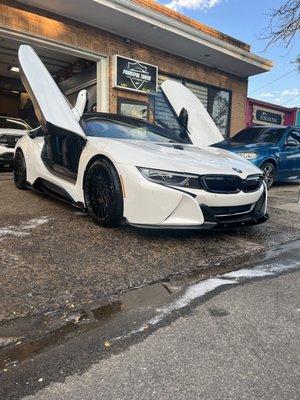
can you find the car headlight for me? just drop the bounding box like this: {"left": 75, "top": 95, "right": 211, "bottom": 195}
{"left": 238, "top": 152, "right": 258, "bottom": 160}
{"left": 137, "top": 167, "right": 202, "bottom": 189}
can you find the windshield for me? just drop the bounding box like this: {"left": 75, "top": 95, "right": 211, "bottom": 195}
{"left": 231, "top": 127, "right": 286, "bottom": 144}
{"left": 84, "top": 117, "right": 182, "bottom": 143}
{"left": 0, "top": 117, "right": 30, "bottom": 130}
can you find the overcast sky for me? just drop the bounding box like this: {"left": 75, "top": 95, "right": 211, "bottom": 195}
{"left": 157, "top": 0, "right": 300, "bottom": 108}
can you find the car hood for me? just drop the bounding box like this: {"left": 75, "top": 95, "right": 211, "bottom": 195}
{"left": 215, "top": 140, "right": 278, "bottom": 153}
{"left": 89, "top": 138, "right": 262, "bottom": 178}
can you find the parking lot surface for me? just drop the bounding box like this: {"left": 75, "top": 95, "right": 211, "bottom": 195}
{"left": 0, "top": 173, "right": 299, "bottom": 323}
{"left": 22, "top": 270, "right": 299, "bottom": 400}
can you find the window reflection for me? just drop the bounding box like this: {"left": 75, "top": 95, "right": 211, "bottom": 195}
{"left": 208, "top": 88, "right": 230, "bottom": 137}
{"left": 118, "top": 100, "right": 148, "bottom": 120}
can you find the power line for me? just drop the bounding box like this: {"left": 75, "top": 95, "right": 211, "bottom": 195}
{"left": 249, "top": 68, "right": 297, "bottom": 95}
{"left": 281, "top": 92, "right": 300, "bottom": 105}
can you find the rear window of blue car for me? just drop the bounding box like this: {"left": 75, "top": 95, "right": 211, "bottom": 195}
{"left": 231, "top": 127, "right": 286, "bottom": 144}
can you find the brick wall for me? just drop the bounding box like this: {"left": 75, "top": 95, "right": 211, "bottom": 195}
{"left": 0, "top": 0, "right": 248, "bottom": 135}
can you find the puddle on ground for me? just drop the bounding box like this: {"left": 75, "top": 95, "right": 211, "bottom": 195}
{"left": 0, "top": 240, "right": 299, "bottom": 371}
{"left": 0, "top": 302, "right": 122, "bottom": 370}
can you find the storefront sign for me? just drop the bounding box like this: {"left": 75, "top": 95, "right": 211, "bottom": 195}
{"left": 113, "top": 55, "right": 157, "bottom": 94}
{"left": 252, "top": 106, "right": 284, "bottom": 126}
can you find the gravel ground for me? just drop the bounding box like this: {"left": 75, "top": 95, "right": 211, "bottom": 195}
{"left": 0, "top": 175, "right": 299, "bottom": 322}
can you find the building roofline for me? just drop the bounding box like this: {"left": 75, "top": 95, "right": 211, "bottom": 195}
{"left": 116, "top": 0, "right": 272, "bottom": 71}
{"left": 132, "top": 0, "right": 250, "bottom": 51}
{"left": 248, "top": 97, "right": 298, "bottom": 112}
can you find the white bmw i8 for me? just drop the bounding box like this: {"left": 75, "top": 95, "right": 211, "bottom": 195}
{"left": 14, "top": 45, "right": 268, "bottom": 229}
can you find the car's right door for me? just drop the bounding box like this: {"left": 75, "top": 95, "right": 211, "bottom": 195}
{"left": 161, "top": 80, "right": 223, "bottom": 148}
{"left": 279, "top": 128, "right": 300, "bottom": 179}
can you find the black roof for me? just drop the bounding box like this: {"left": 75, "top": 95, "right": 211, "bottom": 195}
{"left": 82, "top": 112, "right": 149, "bottom": 125}
{"left": 81, "top": 112, "right": 184, "bottom": 142}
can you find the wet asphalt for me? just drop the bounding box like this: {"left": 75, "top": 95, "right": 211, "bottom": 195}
{"left": 1, "top": 252, "right": 299, "bottom": 400}
{"left": 26, "top": 270, "right": 299, "bottom": 400}
{"left": 0, "top": 173, "right": 299, "bottom": 324}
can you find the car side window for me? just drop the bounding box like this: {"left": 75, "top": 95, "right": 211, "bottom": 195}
{"left": 287, "top": 130, "right": 300, "bottom": 145}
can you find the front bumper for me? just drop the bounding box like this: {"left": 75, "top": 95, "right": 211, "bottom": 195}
{"left": 117, "top": 164, "right": 268, "bottom": 229}
{"left": 200, "top": 190, "right": 268, "bottom": 229}
{"left": 131, "top": 193, "right": 268, "bottom": 230}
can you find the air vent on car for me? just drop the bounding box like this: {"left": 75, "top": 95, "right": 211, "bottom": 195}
{"left": 201, "top": 174, "right": 263, "bottom": 194}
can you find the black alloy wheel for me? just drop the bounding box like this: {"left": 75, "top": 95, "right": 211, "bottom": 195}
{"left": 84, "top": 158, "right": 123, "bottom": 227}
{"left": 261, "top": 162, "right": 276, "bottom": 189}
{"left": 13, "top": 150, "right": 27, "bottom": 190}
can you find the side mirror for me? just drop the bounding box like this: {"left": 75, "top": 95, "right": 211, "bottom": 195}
{"left": 285, "top": 139, "right": 298, "bottom": 148}
{"left": 178, "top": 107, "right": 188, "bottom": 130}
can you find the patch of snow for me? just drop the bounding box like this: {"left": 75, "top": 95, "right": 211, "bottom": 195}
{"left": 0, "top": 216, "right": 50, "bottom": 239}
{"left": 258, "top": 260, "right": 300, "bottom": 274}
{"left": 223, "top": 259, "right": 300, "bottom": 280}
{"left": 222, "top": 269, "right": 273, "bottom": 279}
{"left": 147, "top": 278, "right": 235, "bottom": 326}
{"left": 20, "top": 217, "right": 49, "bottom": 230}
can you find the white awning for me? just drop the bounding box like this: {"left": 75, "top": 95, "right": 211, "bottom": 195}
{"left": 18, "top": 0, "right": 272, "bottom": 77}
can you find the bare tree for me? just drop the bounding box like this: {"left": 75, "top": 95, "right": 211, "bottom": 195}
{"left": 261, "top": 0, "right": 300, "bottom": 48}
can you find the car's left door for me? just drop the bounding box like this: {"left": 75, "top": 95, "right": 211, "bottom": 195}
{"left": 18, "top": 45, "right": 87, "bottom": 182}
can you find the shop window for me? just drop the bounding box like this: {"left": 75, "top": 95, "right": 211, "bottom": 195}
{"left": 150, "top": 75, "right": 184, "bottom": 137}
{"left": 207, "top": 88, "right": 230, "bottom": 137}
{"left": 118, "top": 98, "right": 148, "bottom": 120}
{"left": 185, "top": 81, "right": 208, "bottom": 109}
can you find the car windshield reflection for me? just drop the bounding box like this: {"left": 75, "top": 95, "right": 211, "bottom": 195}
{"left": 84, "top": 117, "right": 183, "bottom": 143}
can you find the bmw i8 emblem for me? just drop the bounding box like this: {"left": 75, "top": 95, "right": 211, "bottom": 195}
{"left": 232, "top": 167, "right": 242, "bottom": 173}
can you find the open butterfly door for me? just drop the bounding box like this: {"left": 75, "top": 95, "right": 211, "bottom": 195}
{"left": 161, "top": 80, "right": 223, "bottom": 147}
{"left": 18, "top": 45, "right": 86, "bottom": 138}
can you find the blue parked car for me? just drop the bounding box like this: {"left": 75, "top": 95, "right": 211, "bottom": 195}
{"left": 214, "top": 125, "right": 300, "bottom": 188}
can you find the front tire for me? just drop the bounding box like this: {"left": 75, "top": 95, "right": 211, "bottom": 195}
{"left": 84, "top": 159, "right": 123, "bottom": 227}
{"left": 14, "top": 150, "right": 27, "bottom": 190}
{"left": 260, "top": 161, "right": 276, "bottom": 189}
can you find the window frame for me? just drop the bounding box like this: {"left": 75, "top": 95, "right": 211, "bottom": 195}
{"left": 286, "top": 128, "right": 300, "bottom": 146}
{"left": 117, "top": 97, "right": 149, "bottom": 120}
